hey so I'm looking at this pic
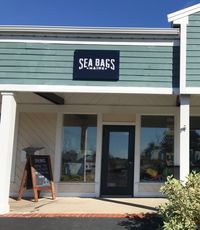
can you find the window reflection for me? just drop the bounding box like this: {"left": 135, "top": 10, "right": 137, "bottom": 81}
{"left": 61, "top": 115, "right": 97, "bottom": 182}
{"left": 107, "top": 132, "right": 129, "bottom": 187}
{"left": 140, "top": 116, "right": 174, "bottom": 182}
{"left": 190, "top": 117, "right": 200, "bottom": 173}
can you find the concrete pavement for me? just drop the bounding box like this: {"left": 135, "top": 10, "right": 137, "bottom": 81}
{"left": 7, "top": 197, "right": 167, "bottom": 216}
{"left": 0, "top": 198, "right": 165, "bottom": 230}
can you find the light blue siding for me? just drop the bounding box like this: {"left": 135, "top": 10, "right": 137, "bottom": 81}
{"left": 0, "top": 42, "right": 179, "bottom": 88}
{"left": 187, "top": 12, "right": 200, "bottom": 87}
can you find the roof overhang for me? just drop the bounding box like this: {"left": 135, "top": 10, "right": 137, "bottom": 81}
{"left": 168, "top": 3, "right": 200, "bottom": 24}
{"left": 0, "top": 26, "right": 179, "bottom": 36}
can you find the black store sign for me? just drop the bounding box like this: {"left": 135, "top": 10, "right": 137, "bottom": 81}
{"left": 73, "top": 50, "right": 119, "bottom": 81}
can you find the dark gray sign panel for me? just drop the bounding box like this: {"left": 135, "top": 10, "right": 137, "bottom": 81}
{"left": 73, "top": 50, "right": 119, "bottom": 81}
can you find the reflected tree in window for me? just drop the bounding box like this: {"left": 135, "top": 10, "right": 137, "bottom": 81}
{"left": 190, "top": 117, "right": 200, "bottom": 173}
{"left": 60, "top": 115, "right": 97, "bottom": 182}
{"left": 140, "top": 116, "right": 174, "bottom": 182}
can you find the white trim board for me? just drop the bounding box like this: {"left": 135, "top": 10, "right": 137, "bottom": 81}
{"left": 54, "top": 113, "right": 63, "bottom": 183}
{"left": 18, "top": 105, "right": 179, "bottom": 115}
{"left": 10, "top": 110, "right": 19, "bottom": 182}
{"left": 190, "top": 107, "right": 200, "bottom": 115}
{"left": 0, "top": 85, "right": 179, "bottom": 95}
{"left": 135, "top": 192, "right": 163, "bottom": 198}
{"left": 102, "top": 122, "right": 135, "bottom": 126}
{"left": 133, "top": 114, "right": 141, "bottom": 197}
{"left": 179, "top": 19, "right": 188, "bottom": 94}
{"left": 185, "top": 88, "right": 200, "bottom": 94}
{"left": 0, "top": 39, "right": 180, "bottom": 46}
{"left": 95, "top": 113, "right": 103, "bottom": 197}
{"left": 168, "top": 3, "right": 200, "bottom": 23}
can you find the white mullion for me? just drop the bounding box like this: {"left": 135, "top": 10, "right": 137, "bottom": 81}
{"left": 134, "top": 114, "right": 141, "bottom": 196}
{"left": 54, "top": 113, "right": 63, "bottom": 183}
{"left": 95, "top": 113, "right": 103, "bottom": 197}
{"left": 179, "top": 95, "right": 190, "bottom": 182}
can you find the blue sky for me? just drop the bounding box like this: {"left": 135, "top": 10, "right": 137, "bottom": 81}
{"left": 0, "top": 0, "right": 199, "bottom": 27}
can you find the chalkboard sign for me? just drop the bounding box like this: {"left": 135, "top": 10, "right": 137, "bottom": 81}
{"left": 26, "top": 161, "right": 33, "bottom": 189}
{"left": 30, "top": 155, "right": 51, "bottom": 187}
{"left": 18, "top": 155, "right": 55, "bottom": 202}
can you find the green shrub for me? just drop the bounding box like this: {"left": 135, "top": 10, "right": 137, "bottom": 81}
{"left": 159, "top": 172, "right": 200, "bottom": 230}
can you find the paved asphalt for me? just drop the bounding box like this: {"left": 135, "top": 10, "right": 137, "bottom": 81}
{"left": 0, "top": 217, "right": 162, "bottom": 230}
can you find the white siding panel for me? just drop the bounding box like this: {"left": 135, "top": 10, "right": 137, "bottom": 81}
{"left": 10, "top": 112, "right": 57, "bottom": 194}
{"left": 57, "top": 183, "right": 95, "bottom": 194}
{"left": 138, "top": 183, "right": 162, "bottom": 193}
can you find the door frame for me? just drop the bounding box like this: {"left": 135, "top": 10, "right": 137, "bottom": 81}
{"left": 100, "top": 122, "right": 135, "bottom": 197}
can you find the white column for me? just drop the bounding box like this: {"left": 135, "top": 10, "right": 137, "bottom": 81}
{"left": 0, "top": 92, "right": 17, "bottom": 214}
{"left": 95, "top": 113, "right": 103, "bottom": 197}
{"left": 54, "top": 113, "right": 63, "bottom": 183}
{"left": 134, "top": 114, "right": 141, "bottom": 196}
{"left": 174, "top": 110, "right": 180, "bottom": 166}
{"left": 179, "top": 95, "right": 190, "bottom": 182}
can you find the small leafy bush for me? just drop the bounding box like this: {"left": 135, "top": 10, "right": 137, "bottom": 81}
{"left": 159, "top": 172, "right": 200, "bottom": 230}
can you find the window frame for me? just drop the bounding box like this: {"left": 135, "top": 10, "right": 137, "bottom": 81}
{"left": 59, "top": 113, "right": 98, "bottom": 184}
{"left": 139, "top": 114, "right": 176, "bottom": 183}
{"left": 189, "top": 116, "right": 200, "bottom": 173}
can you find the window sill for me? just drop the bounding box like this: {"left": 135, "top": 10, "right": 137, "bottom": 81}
{"left": 57, "top": 182, "right": 96, "bottom": 184}
{"left": 138, "top": 182, "right": 164, "bottom": 184}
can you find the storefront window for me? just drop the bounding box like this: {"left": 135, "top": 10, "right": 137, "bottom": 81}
{"left": 60, "top": 115, "right": 97, "bottom": 182}
{"left": 140, "top": 116, "right": 174, "bottom": 182}
{"left": 190, "top": 117, "right": 200, "bottom": 173}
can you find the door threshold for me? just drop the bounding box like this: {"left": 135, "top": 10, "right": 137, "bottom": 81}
{"left": 100, "top": 195, "right": 133, "bottom": 198}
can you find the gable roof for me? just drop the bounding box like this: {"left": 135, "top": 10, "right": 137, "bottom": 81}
{"left": 168, "top": 3, "right": 200, "bottom": 23}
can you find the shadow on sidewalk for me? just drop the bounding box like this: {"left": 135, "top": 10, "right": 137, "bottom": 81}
{"left": 94, "top": 198, "right": 158, "bottom": 212}
{"left": 118, "top": 213, "right": 163, "bottom": 230}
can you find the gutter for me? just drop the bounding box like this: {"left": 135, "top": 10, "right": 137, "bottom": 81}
{"left": 0, "top": 26, "right": 180, "bottom": 35}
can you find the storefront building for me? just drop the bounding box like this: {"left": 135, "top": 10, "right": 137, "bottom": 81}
{"left": 1, "top": 3, "right": 200, "bottom": 213}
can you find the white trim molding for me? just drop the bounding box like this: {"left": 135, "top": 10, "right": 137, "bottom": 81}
{"left": 10, "top": 109, "right": 19, "bottom": 182}
{"left": 134, "top": 114, "right": 141, "bottom": 197}
{"left": 185, "top": 87, "right": 200, "bottom": 94}
{"left": 0, "top": 92, "right": 17, "bottom": 214}
{"left": 179, "top": 95, "right": 190, "bottom": 182}
{"left": 0, "top": 39, "right": 179, "bottom": 46}
{"left": 168, "top": 15, "right": 188, "bottom": 94}
{"left": 95, "top": 113, "right": 103, "bottom": 197}
{"left": 0, "top": 84, "right": 179, "bottom": 95}
{"left": 18, "top": 104, "right": 179, "bottom": 115}
{"left": 174, "top": 110, "right": 180, "bottom": 166}
{"left": 179, "top": 19, "right": 188, "bottom": 94}
{"left": 168, "top": 3, "right": 200, "bottom": 23}
{"left": 54, "top": 113, "right": 63, "bottom": 183}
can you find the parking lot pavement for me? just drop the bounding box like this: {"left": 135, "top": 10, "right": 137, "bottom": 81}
{"left": 0, "top": 215, "right": 162, "bottom": 230}
{"left": 0, "top": 217, "right": 127, "bottom": 230}
{"left": 0, "top": 197, "right": 164, "bottom": 230}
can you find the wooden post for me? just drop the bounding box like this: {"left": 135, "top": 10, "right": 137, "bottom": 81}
{"left": 17, "top": 160, "right": 29, "bottom": 201}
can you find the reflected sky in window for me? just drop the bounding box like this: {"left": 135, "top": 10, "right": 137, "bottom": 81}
{"left": 63, "top": 127, "right": 81, "bottom": 152}
{"left": 63, "top": 126, "right": 97, "bottom": 154}
{"left": 109, "top": 132, "right": 129, "bottom": 159}
{"left": 141, "top": 127, "right": 168, "bottom": 153}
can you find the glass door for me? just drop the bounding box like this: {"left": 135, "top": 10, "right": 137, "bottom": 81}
{"left": 101, "top": 125, "right": 135, "bottom": 196}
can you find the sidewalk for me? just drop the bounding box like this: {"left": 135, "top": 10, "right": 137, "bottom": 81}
{"left": 1, "top": 197, "right": 167, "bottom": 217}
